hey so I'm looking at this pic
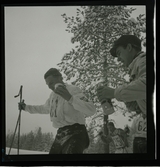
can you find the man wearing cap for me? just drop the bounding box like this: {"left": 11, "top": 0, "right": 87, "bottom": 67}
{"left": 97, "top": 35, "right": 146, "bottom": 153}
{"left": 19, "top": 68, "right": 96, "bottom": 154}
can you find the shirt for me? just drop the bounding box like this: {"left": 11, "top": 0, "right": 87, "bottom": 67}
{"left": 25, "top": 83, "right": 96, "bottom": 128}
{"left": 114, "top": 52, "right": 146, "bottom": 114}
{"left": 130, "top": 114, "right": 147, "bottom": 138}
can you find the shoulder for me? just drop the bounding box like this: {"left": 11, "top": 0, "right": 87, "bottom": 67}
{"left": 129, "top": 52, "right": 146, "bottom": 76}
{"left": 135, "top": 52, "right": 146, "bottom": 69}
{"left": 129, "top": 52, "right": 146, "bottom": 69}
{"left": 48, "top": 91, "right": 57, "bottom": 100}
{"left": 49, "top": 92, "right": 54, "bottom": 98}
{"left": 138, "top": 52, "right": 146, "bottom": 62}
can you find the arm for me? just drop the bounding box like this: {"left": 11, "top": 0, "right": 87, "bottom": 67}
{"left": 24, "top": 94, "right": 51, "bottom": 114}
{"left": 114, "top": 57, "right": 146, "bottom": 102}
{"left": 68, "top": 86, "right": 96, "bottom": 117}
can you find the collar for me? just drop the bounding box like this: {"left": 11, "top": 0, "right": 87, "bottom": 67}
{"left": 128, "top": 51, "right": 145, "bottom": 74}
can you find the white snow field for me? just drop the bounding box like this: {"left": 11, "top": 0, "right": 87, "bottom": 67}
{"left": 6, "top": 147, "right": 48, "bottom": 154}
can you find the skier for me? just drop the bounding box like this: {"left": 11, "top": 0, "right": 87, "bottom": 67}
{"left": 19, "top": 68, "right": 96, "bottom": 154}
{"left": 124, "top": 112, "right": 147, "bottom": 153}
{"left": 100, "top": 122, "right": 129, "bottom": 153}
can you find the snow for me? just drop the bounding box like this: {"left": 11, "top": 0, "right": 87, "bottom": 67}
{"left": 6, "top": 147, "right": 48, "bottom": 155}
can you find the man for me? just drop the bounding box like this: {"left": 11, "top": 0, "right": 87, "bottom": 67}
{"left": 100, "top": 122, "right": 129, "bottom": 153}
{"left": 124, "top": 112, "right": 147, "bottom": 153}
{"left": 97, "top": 35, "right": 146, "bottom": 153}
{"left": 19, "top": 68, "right": 96, "bottom": 154}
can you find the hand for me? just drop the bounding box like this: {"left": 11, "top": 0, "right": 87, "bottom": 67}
{"left": 125, "top": 101, "right": 141, "bottom": 113}
{"left": 18, "top": 100, "right": 26, "bottom": 110}
{"left": 54, "top": 85, "right": 72, "bottom": 101}
{"left": 97, "top": 86, "right": 115, "bottom": 102}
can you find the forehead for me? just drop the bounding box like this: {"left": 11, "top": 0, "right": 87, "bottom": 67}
{"left": 45, "top": 75, "right": 57, "bottom": 84}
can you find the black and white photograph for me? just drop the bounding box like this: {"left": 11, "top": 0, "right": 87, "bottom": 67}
{"left": 2, "top": 1, "right": 156, "bottom": 162}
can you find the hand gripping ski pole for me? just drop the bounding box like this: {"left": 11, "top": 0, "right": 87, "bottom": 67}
{"left": 8, "top": 85, "right": 24, "bottom": 155}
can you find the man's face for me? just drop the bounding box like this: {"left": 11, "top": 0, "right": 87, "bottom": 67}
{"left": 108, "top": 125, "right": 115, "bottom": 133}
{"left": 116, "top": 44, "right": 133, "bottom": 67}
{"left": 45, "top": 75, "right": 61, "bottom": 91}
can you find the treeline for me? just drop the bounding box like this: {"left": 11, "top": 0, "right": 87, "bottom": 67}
{"left": 6, "top": 127, "right": 54, "bottom": 152}
{"left": 6, "top": 126, "right": 133, "bottom": 153}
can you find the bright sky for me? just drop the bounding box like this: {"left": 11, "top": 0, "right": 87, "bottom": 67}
{"left": 5, "top": 6, "right": 146, "bottom": 136}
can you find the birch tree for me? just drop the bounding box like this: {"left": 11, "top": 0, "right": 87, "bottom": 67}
{"left": 59, "top": 5, "right": 146, "bottom": 153}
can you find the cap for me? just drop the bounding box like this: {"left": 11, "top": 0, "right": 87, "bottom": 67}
{"left": 110, "top": 35, "right": 142, "bottom": 57}
{"left": 44, "top": 68, "right": 62, "bottom": 79}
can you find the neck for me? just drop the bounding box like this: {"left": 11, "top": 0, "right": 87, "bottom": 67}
{"left": 133, "top": 50, "right": 143, "bottom": 59}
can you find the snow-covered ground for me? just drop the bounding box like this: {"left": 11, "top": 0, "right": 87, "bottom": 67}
{"left": 6, "top": 147, "right": 48, "bottom": 155}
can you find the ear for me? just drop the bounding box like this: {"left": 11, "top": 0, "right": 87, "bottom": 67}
{"left": 127, "top": 43, "right": 133, "bottom": 52}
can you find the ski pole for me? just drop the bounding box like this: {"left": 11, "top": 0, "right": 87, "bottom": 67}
{"left": 8, "top": 85, "right": 23, "bottom": 155}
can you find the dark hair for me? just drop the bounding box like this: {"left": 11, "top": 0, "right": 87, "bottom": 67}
{"left": 121, "top": 43, "right": 141, "bottom": 52}
{"left": 44, "top": 68, "right": 62, "bottom": 79}
{"left": 110, "top": 35, "right": 142, "bottom": 57}
{"left": 107, "top": 122, "right": 115, "bottom": 127}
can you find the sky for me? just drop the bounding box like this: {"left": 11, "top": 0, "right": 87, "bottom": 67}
{"left": 5, "top": 6, "right": 146, "bottom": 136}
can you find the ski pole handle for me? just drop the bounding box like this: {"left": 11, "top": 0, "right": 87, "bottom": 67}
{"left": 14, "top": 85, "right": 23, "bottom": 98}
